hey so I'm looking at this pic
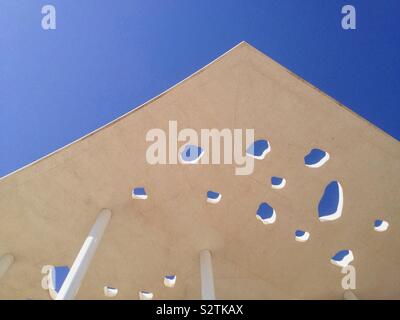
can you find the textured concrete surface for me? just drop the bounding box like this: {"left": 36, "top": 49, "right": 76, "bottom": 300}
{"left": 0, "top": 42, "right": 399, "bottom": 299}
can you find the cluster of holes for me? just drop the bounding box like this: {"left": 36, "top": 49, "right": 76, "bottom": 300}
{"left": 42, "top": 270, "right": 177, "bottom": 300}
{"left": 99, "top": 142, "right": 390, "bottom": 298}
{"left": 105, "top": 275, "right": 177, "bottom": 299}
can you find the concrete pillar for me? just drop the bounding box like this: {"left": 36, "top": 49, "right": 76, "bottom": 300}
{"left": 343, "top": 290, "right": 359, "bottom": 300}
{"left": 56, "top": 209, "right": 112, "bottom": 300}
{"left": 200, "top": 250, "right": 215, "bottom": 300}
{"left": 0, "top": 253, "right": 14, "bottom": 280}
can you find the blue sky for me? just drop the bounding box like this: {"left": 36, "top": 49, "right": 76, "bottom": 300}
{"left": 0, "top": 0, "right": 399, "bottom": 177}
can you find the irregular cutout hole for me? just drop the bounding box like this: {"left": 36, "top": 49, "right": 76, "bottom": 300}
{"left": 207, "top": 191, "right": 222, "bottom": 204}
{"left": 374, "top": 219, "right": 389, "bottom": 232}
{"left": 246, "top": 140, "right": 271, "bottom": 160}
{"left": 164, "top": 275, "right": 177, "bottom": 288}
{"left": 318, "top": 181, "right": 343, "bottom": 222}
{"left": 180, "top": 145, "right": 204, "bottom": 164}
{"left": 132, "top": 187, "right": 148, "bottom": 200}
{"left": 271, "top": 176, "right": 286, "bottom": 189}
{"left": 331, "top": 250, "right": 354, "bottom": 267}
{"left": 104, "top": 286, "right": 118, "bottom": 297}
{"left": 41, "top": 265, "right": 70, "bottom": 300}
{"left": 304, "top": 148, "right": 330, "bottom": 168}
{"left": 295, "top": 230, "right": 310, "bottom": 242}
{"left": 139, "top": 290, "right": 154, "bottom": 300}
{"left": 256, "top": 202, "right": 276, "bottom": 224}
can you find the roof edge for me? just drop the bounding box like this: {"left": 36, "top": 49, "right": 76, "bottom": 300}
{"left": 0, "top": 41, "right": 248, "bottom": 181}
{"left": 2, "top": 40, "right": 398, "bottom": 181}
{"left": 243, "top": 42, "right": 400, "bottom": 144}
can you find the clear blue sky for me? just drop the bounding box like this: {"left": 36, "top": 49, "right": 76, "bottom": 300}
{"left": 1, "top": 0, "right": 399, "bottom": 177}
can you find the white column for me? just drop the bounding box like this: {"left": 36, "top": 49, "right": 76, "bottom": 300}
{"left": 200, "top": 250, "right": 215, "bottom": 300}
{"left": 0, "top": 253, "right": 14, "bottom": 280}
{"left": 343, "top": 290, "right": 358, "bottom": 300}
{"left": 56, "top": 208, "right": 112, "bottom": 300}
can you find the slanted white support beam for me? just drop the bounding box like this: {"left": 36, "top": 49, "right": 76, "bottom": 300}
{"left": 56, "top": 208, "right": 112, "bottom": 300}
{"left": 343, "top": 290, "right": 359, "bottom": 300}
{"left": 200, "top": 250, "right": 215, "bottom": 300}
{"left": 0, "top": 253, "right": 14, "bottom": 280}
